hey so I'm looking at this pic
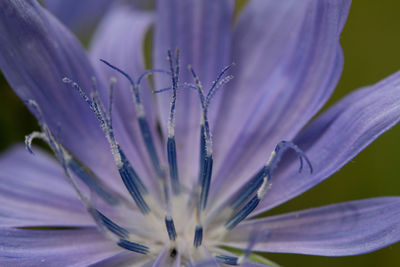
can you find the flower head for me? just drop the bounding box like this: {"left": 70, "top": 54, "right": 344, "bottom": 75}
{"left": 1, "top": 0, "right": 400, "bottom": 266}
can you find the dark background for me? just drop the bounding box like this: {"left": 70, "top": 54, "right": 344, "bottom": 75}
{"left": 1, "top": 0, "right": 400, "bottom": 266}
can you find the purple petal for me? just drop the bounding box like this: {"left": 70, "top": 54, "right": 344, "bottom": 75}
{"left": 89, "top": 4, "right": 161, "bottom": 191}
{"left": 210, "top": 0, "right": 351, "bottom": 202}
{"left": 0, "top": 146, "right": 92, "bottom": 227}
{"left": 90, "top": 251, "right": 151, "bottom": 266}
{"left": 0, "top": 227, "right": 121, "bottom": 265}
{"left": 253, "top": 70, "right": 400, "bottom": 215}
{"left": 192, "top": 259, "right": 220, "bottom": 267}
{"left": 0, "top": 0, "right": 122, "bottom": 192}
{"left": 153, "top": 0, "right": 234, "bottom": 186}
{"left": 43, "top": 0, "right": 113, "bottom": 34}
{"left": 224, "top": 197, "right": 400, "bottom": 256}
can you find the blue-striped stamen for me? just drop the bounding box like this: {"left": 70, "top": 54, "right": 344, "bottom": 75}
{"left": 188, "top": 63, "right": 235, "bottom": 212}
{"left": 24, "top": 47, "right": 316, "bottom": 263}
{"left": 215, "top": 255, "right": 239, "bottom": 265}
{"left": 96, "top": 210, "right": 129, "bottom": 239}
{"left": 100, "top": 59, "right": 167, "bottom": 179}
{"left": 193, "top": 224, "right": 203, "bottom": 247}
{"left": 117, "top": 239, "right": 150, "bottom": 254}
{"left": 63, "top": 77, "right": 151, "bottom": 214}
{"left": 231, "top": 141, "right": 313, "bottom": 211}
{"left": 117, "top": 149, "right": 150, "bottom": 214}
{"left": 205, "top": 63, "right": 235, "bottom": 105}
{"left": 166, "top": 49, "right": 180, "bottom": 195}
{"left": 165, "top": 215, "right": 177, "bottom": 241}
{"left": 225, "top": 195, "right": 261, "bottom": 230}
{"left": 230, "top": 167, "right": 265, "bottom": 210}
{"left": 224, "top": 140, "right": 312, "bottom": 230}
{"left": 25, "top": 101, "right": 150, "bottom": 255}
{"left": 184, "top": 63, "right": 234, "bottom": 249}
{"left": 188, "top": 65, "right": 214, "bottom": 211}
{"left": 67, "top": 158, "right": 120, "bottom": 206}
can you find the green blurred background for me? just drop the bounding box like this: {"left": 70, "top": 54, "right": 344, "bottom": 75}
{"left": 1, "top": 0, "right": 400, "bottom": 266}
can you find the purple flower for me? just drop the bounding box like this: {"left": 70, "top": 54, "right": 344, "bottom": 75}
{"left": 41, "top": 0, "right": 152, "bottom": 35}
{"left": 42, "top": 0, "right": 113, "bottom": 34}
{"left": 1, "top": 0, "right": 400, "bottom": 266}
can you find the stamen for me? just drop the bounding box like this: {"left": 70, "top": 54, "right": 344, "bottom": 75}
{"left": 193, "top": 225, "right": 203, "bottom": 247}
{"left": 226, "top": 141, "right": 313, "bottom": 212}
{"left": 117, "top": 239, "right": 150, "bottom": 254}
{"left": 224, "top": 141, "right": 312, "bottom": 230}
{"left": 26, "top": 130, "right": 115, "bottom": 208}
{"left": 68, "top": 159, "right": 120, "bottom": 206}
{"left": 100, "top": 59, "right": 165, "bottom": 178}
{"left": 198, "top": 124, "right": 206, "bottom": 193}
{"left": 63, "top": 78, "right": 151, "bottom": 215}
{"left": 153, "top": 83, "right": 200, "bottom": 94}
{"left": 117, "top": 149, "right": 150, "bottom": 214}
{"left": 91, "top": 204, "right": 150, "bottom": 255}
{"left": 137, "top": 69, "right": 171, "bottom": 86}
{"left": 225, "top": 195, "right": 261, "bottom": 230}
{"left": 215, "top": 255, "right": 239, "bottom": 266}
{"left": 24, "top": 100, "right": 60, "bottom": 152}
{"left": 188, "top": 66, "right": 214, "bottom": 212}
{"left": 188, "top": 63, "right": 234, "bottom": 212}
{"left": 25, "top": 131, "right": 47, "bottom": 154}
{"left": 25, "top": 100, "right": 151, "bottom": 255}
{"left": 107, "top": 77, "right": 116, "bottom": 127}
{"left": 200, "top": 154, "right": 213, "bottom": 210}
{"left": 138, "top": 115, "right": 164, "bottom": 177}
{"left": 28, "top": 118, "right": 121, "bottom": 208}
{"left": 62, "top": 78, "right": 104, "bottom": 124}
{"left": 153, "top": 87, "right": 173, "bottom": 94}
{"left": 268, "top": 141, "right": 313, "bottom": 174}
{"left": 96, "top": 210, "right": 129, "bottom": 239}
{"left": 25, "top": 99, "right": 43, "bottom": 122}
{"left": 98, "top": 62, "right": 183, "bottom": 232}
{"left": 94, "top": 207, "right": 150, "bottom": 255}
{"left": 167, "top": 137, "right": 179, "bottom": 194}
{"left": 230, "top": 167, "right": 265, "bottom": 210}
{"left": 230, "top": 141, "right": 312, "bottom": 210}
{"left": 206, "top": 74, "right": 234, "bottom": 105}
{"left": 165, "top": 215, "right": 177, "bottom": 241}
{"left": 167, "top": 49, "right": 180, "bottom": 194}
{"left": 206, "top": 63, "right": 235, "bottom": 105}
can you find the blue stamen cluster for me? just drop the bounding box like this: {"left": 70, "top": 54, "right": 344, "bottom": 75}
{"left": 25, "top": 50, "right": 311, "bottom": 265}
